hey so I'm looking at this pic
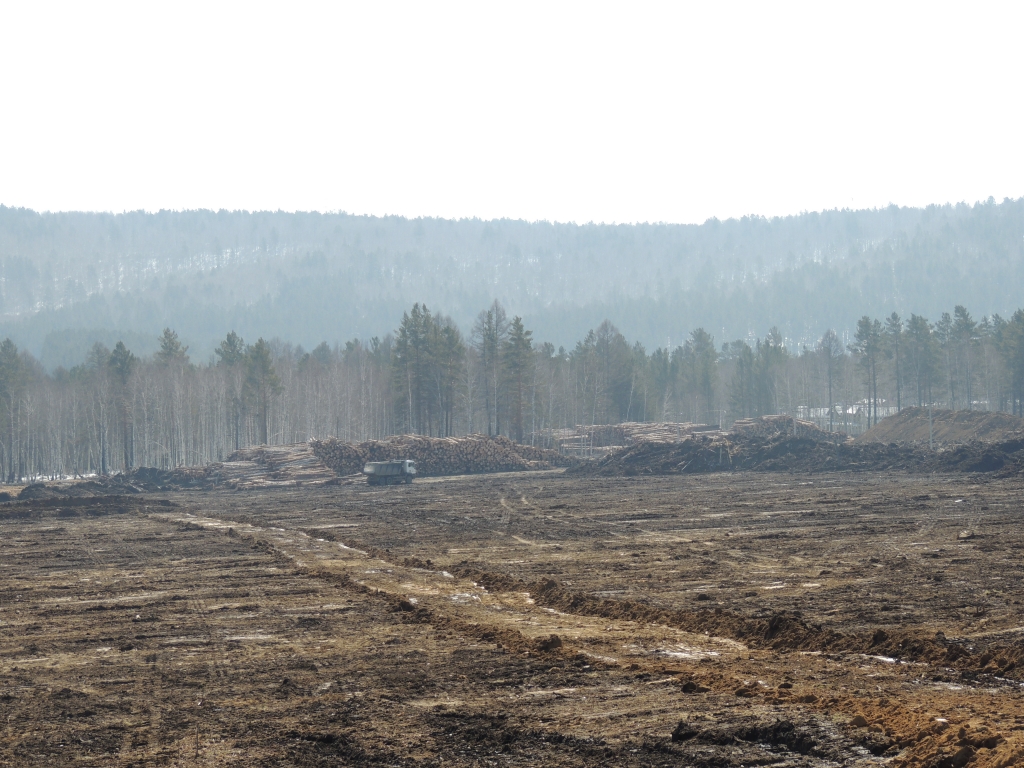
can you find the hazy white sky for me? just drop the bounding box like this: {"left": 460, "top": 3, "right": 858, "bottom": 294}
{"left": 1, "top": 2, "right": 1021, "bottom": 223}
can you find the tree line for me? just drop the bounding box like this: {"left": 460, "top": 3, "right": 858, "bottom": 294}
{"left": 0, "top": 301, "right": 1022, "bottom": 481}
{"left": 3, "top": 198, "right": 1023, "bottom": 368}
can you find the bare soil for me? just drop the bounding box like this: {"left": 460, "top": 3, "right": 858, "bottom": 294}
{"left": 575, "top": 431, "right": 1024, "bottom": 476}
{"left": 856, "top": 408, "right": 1024, "bottom": 446}
{"left": 2, "top": 471, "right": 1024, "bottom": 766}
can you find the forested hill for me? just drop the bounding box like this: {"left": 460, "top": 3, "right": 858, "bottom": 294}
{"left": 1, "top": 199, "right": 1021, "bottom": 369}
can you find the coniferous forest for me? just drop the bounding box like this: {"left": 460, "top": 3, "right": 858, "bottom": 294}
{"left": 1, "top": 199, "right": 1023, "bottom": 479}
{"left": 0, "top": 298, "right": 1022, "bottom": 481}
{"left": 1, "top": 198, "right": 1023, "bottom": 367}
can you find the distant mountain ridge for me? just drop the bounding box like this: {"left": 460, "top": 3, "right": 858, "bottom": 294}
{"left": 0, "top": 200, "right": 1021, "bottom": 368}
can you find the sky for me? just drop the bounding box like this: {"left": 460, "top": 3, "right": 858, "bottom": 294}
{"left": 1, "top": 1, "right": 1022, "bottom": 224}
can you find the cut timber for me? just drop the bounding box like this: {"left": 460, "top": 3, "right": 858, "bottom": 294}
{"left": 532, "top": 422, "right": 725, "bottom": 457}
{"left": 312, "top": 434, "right": 577, "bottom": 477}
{"left": 215, "top": 444, "right": 339, "bottom": 489}
{"left": 730, "top": 415, "right": 825, "bottom": 440}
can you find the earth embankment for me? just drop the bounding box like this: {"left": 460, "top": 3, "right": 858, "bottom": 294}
{"left": 573, "top": 415, "right": 1024, "bottom": 477}
{"left": 855, "top": 407, "right": 1024, "bottom": 445}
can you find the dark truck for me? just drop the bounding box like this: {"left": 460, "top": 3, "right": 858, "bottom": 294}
{"left": 362, "top": 459, "right": 417, "bottom": 485}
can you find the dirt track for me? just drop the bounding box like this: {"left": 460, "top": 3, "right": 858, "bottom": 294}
{"left": 2, "top": 472, "right": 1023, "bottom": 766}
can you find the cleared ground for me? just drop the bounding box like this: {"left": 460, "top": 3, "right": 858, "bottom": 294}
{"left": 2, "top": 472, "right": 1023, "bottom": 766}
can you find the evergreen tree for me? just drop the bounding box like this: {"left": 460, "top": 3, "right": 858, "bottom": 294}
{"left": 592, "top": 321, "right": 632, "bottom": 423}
{"left": 849, "top": 316, "right": 883, "bottom": 426}
{"left": 472, "top": 301, "right": 509, "bottom": 436}
{"left": 754, "top": 328, "right": 787, "bottom": 416}
{"left": 502, "top": 316, "right": 533, "bottom": 442}
{"left": 245, "top": 338, "right": 282, "bottom": 444}
{"left": 953, "top": 305, "right": 979, "bottom": 410}
{"left": 627, "top": 341, "right": 649, "bottom": 422}
{"left": 393, "top": 304, "right": 434, "bottom": 435}
{"left": 216, "top": 331, "right": 247, "bottom": 451}
{"left": 154, "top": 328, "right": 191, "bottom": 465}
{"left": 155, "top": 328, "right": 190, "bottom": 365}
{"left": 681, "top": 328, "right": 717, "bottom": 423}
{"left": 433, "top": 320, "right": 465, "bottom": 437}
{"left": 905, "top": 315, "right": 937, "bottom": 407}
{"left": 109, "top": 341, "right": 136, "bottom": 470}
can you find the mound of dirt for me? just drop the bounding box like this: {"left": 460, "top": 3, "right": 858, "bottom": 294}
{"left": 572, "top": 428, "right": 1024, "bottom": 477}
{"left": 856, "top": 407, "right": 1024, "bottom": 446}
{"left": 16, "top": 467, "right": 213, "bottom": 499}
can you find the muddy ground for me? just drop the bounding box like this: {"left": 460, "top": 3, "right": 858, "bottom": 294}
{"left": 2, "top": 472, "right": 1024, "bottom": 766}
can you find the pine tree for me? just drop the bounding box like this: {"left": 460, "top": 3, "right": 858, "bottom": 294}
{"left": 681, "top": 328, "right": 717, "bottom": 423}
{"left": 502, "top": 316, "right": 533, "bottom": 442}
{"left": 432, "top": 319, "right": 465, "bottom": 437}
{"left": 156, "top": 328, "right": 190, "bottom": 365}
{"left": 849, "top": 316, "right": 883, "bottom": 426}
{"left": 472, "top": 301, "right": 509, "bottom": 436}
{"left": 953, "top": 306, "right": 979, "bottom": 410}
{"left": 245, "top": 339, "right": 282, "bottom": 445}
{"left": 905, "top": 315, "right": 937, "bottom": 407}
{"left": 393, "top": 304, "right": 434, "bottom": 434}
{"left": 755, "top": 328, "right": 787, "bottom": 416}
{"left": 216, "top": 331, "right": 247, "bottom": 451}
{"left": 592, "top": 321, "right": 633, "bottom": 423}
{"left": 109, "top": 341, "right": 136, "bottom": 470}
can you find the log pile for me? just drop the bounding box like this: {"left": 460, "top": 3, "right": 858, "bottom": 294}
{"left": 213, "top": 444, "right": 341, "bottom": 489}
{"left": 535, "top": 422, "right": 722, "bottom": 456}
{"left": 311, "top": 434, "right": 577, "bottom": 477}
{"left": 730, "top": 415, "right": 839, "bottom": 443}
{"left": 625, "top": 422, "right": 722, "bottom": 443}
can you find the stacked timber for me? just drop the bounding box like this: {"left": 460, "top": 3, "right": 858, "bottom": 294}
{"left": 534, "top": 422, "right": 722, "bottom": 456}
{"left": 730, "top": 415, "right": 839, "bottom": 443}
{"left": 214, "top": 444, "right": 340, "bottom": 489}
{"left": 311, "top": 434, "right": 576, "bottom": 477}
{"left": 624, "top": 422, "right": 722, "bottom": 443}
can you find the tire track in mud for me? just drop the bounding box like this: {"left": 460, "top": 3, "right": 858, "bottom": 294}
{"left": 296, "top": 528, "right": 1024, "bottom": 766}
{"left": 146, "top": 510, "right": 1024, "bottom": 768}
{"left": 159, "top": 514, "right": 570, "bottom": 661}
{"left": 220, "top": 516, "right": 1024, "bottom": 688}
{"left": 295, "top": 524, "right": 1024, "bottom": 681}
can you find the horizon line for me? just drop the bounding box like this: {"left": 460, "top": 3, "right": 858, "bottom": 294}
{"left": 1, "top": 195, "right": 1020, "bottom": 228}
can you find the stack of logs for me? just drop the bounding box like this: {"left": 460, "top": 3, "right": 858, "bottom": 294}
{"left": 538, "top": 422, "right": 722, "bottom": 457}
{"left": 311, "top": 434, "right": 577, "bottom": 477}
{"left": 210, "top": 444, "right": 341, "bottom": 489}
{"left": 731, "top": 415, "right": 836, "bottom": 442}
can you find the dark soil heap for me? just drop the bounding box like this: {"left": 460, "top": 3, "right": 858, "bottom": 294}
{"left": 572, "top": 415, "right": 1024, "bottom": 477}
{"left": 16, "top": 466, "right": 211, "bottom": 498}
